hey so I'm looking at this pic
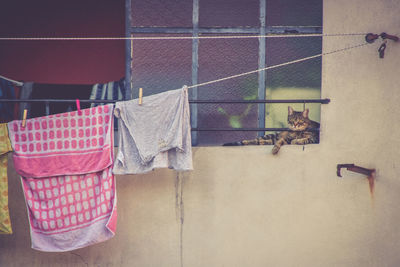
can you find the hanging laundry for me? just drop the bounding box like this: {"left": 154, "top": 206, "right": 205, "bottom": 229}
{"left": 89, "top": 78, "right": 126, "bottom": 107}
{"left": 0, "top": 78, "right": 17, "bottom": 122}
{"left": 7, "top": 105, "right": 117, "bottom": 251}
{"left": 0, "top": 123, "right": 13, "bottom": 234}
{"left": 113, "top": 86, "right": 193, "bottom": 174}
{"left": 9, "top": 106, "right": 114, "bottom": 178}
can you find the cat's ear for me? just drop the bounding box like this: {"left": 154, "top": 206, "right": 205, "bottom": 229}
{"left": 302, "top": 108, "right": 309, "bottom": 118}
{"left": 288, "top": 106, "right": 294, "bottom": 115}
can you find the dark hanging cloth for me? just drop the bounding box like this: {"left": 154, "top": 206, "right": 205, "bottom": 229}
{"left": 19, "top": 82, "right": 33, "bottom": 119}
{"left": 0, "top": 78, "right": 16, "bottom": 123}
{"left": 89, "top": 78, "right": 126, "bottom": 107}
{"left": 29, "top": 84, "right": 92, "bottom": 118}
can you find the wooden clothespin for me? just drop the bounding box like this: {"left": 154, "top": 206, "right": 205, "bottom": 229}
{"left": 139, "top": 88, "right": 143, "bottom": 105}
{"left": 21, "top": 109, "right": 27, "bottom": 128}
{"left": 76, "top": 99, "right": 82, "bottom": 115}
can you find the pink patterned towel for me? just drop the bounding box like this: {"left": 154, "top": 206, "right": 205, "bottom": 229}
{"left": 22, "top": 167, "right": 117, "bottom": 251}
{"left": 8, "top": 105, "right": 117, "bottom": 252}
{"left": 8, "top": 105, "right": 114, "bottom": 178}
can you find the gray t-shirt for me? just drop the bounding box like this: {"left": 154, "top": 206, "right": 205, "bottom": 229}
{"left": 113, "top": 87, "right": 193, "bottom": 174}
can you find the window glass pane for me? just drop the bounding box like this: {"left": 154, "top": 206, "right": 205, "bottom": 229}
{"left": 131, "top": 0, "right": 192, "bottom": 27}
{"left": 265, "top": 36, "right": 322, "bottom": 128}
{"left": 266, "top": 0, "right": 322, "bottom": 26}
{"left": 266, "top": 37, "right": 322, "bottom": 85}
{"left": 199, "top": 0, "right": 259, "bottom": 27}
{"left": 197, "top": 36, "right": 259, "bottom": 145}
{"left": 131, "top": 34, "right": 192, "bottom": 96}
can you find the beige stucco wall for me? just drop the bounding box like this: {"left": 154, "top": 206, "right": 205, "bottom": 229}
{"left": 1, "top": 0, "right": 400, "bottom": 266}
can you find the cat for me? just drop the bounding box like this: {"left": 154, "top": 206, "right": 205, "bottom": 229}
{"left": 223, "top": 106, "right": 320, "bottom": 155}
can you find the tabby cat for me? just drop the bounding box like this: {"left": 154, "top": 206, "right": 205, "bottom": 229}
{"left": 223, "top": 106, "right": 320, "bottom": 155}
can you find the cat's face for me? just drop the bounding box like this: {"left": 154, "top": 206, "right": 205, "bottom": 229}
{"left": 287, "top": 106, "right": 310, "bottom": 131}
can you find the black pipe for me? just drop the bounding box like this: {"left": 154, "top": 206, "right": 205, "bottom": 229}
{"left": 0, "top": 98, "right": 331, "bottom": 104}
{"left": 192, "top": 127, "right": 320, "bottom": 132}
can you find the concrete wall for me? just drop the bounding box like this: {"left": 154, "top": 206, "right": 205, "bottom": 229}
{"left": 0, "top": 0, "right": 124, "bottom": 84}
{"left": 1, "top": 0, "right": 400, "bottom": 266}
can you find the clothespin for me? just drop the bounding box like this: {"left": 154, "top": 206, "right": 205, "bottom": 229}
{"left": 21, "top": 109, "right": 27, "bottom": 128}
{"left": 139, "top": 88, "right": 143, "bottom": 105}
{"left": 76, "top": 99, "right": 82, "bottom": 115}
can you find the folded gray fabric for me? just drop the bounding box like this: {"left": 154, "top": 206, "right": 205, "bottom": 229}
{"left": 113, "top": 86, "right": 193, "bottom": 174}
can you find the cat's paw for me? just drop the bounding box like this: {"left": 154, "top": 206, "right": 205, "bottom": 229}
{"left": 290, "top": 139, "right": 299, "bottom": 145}
{"left": 259, "top": 139, "right": 273, "bottom": 145}
{"left": 272, "top": 145, "right": 280, "bottom": 155}
{"left": 291, "top": 139, "right": 306, "bottom": 145}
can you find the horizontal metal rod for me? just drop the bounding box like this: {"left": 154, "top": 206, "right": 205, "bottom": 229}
{"left": 131, "top": 26, "right": 322, "bottom": 35}
{"left": 0, "top": 99, "right": 117, "bottom": 103}
{"left": 132, "top": 27, "right": 260, "bottom": 34}
{"left": 190, "top": 99, "right": 330, "bottom": 104}
{"left": 0, "top": 99, "right": 330, "bottom": 104}
{"left": 191, "top": 127, "right": 320, "bottom": 132}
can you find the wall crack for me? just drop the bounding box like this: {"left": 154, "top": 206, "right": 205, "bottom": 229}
{"left": 175, "top": 172, "right": 185, "bottom": 267}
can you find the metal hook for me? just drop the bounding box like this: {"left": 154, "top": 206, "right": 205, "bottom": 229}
{"left": 378, "top": 40, "right": 387, "bottom": 59}
{"left": 365, "top": 32, "right": 399, "bottom": 44}
{"left": 380, "top": 32, "right": 399, "bottom": 42}
{"left": 337, "top": 164, "right": 375, "bottom": 178}
{"left": 365, "top": 33, "right": 380, "bottom": 43}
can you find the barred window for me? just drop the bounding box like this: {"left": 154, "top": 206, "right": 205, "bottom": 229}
{"left": 127, "top": 0, "right": 323, "bottom": 145}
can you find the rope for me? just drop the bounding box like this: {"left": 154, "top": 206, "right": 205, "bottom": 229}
{"left": 0, "top": 75, "right": 24, "bottom": 86}
{"left": 184, "top": 42, "right": 371, "bottom": 90}
{"left": 0, "top": 33, "right": 367, "bottom": 41}
{"left": 0, "top": 41, "right": 371, "bottom": 90}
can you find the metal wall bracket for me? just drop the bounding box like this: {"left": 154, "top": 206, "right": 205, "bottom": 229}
{"left": 337, "top": 163, "right": 376, "bottom": 196}
{"left": 337, "top": 164, "right": 375, "bottom": 178}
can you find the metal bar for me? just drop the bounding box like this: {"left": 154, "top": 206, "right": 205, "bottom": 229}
{"left": 45, "top": 101, "right": 50, "bottom": 115}
{"left": 125, "top": 0, "right": 133, "bottom": 100}
{"left": 200, "top": 28, "right": 260, "bottom": 34}
{"left": 131, "top": 27, "right": 322, "bottom": 35}
{"left": 337, "top": 164, "right": 376, "bottom": 178}
{"left": 0, "top": 99, "right": 119, "bottom": 103}
{"left": 258, "top": 0, "right": 266, "bottom": 137}
{"left": 131, "top": 27, "right": 260, "bottom": 34}
{"left": 0, "top": 98, "right": 331, "bottom": 104}
{"left": 131, "top": 27, "right": 193, "bottom": 34}
{"left": 192, "top": 127, "right": 320, "bottom": 132}
{"left": 191, "top": 0, "right": 199, "bottom": 146}
{"left": 190, "top": 99, "right": 330, "bottom": 103}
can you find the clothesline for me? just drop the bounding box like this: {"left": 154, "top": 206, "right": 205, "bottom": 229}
{"left": 0, "top": 75, "right": 23, "bottom": 86}
{"left": 0, "top": 41, "right": 372, "bottom": 91}
{"left": 183, "top": 41, "right": 371, "bottom": 90}
{"left": 0, "top": 32, "right": 367, "bottom": 41}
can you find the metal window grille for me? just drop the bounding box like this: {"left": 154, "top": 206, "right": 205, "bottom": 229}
{"left": 125, "top": 0, "right": 324, "bottom": 145}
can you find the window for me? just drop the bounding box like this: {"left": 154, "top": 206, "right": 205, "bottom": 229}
{"left": 126, "top": 0, "right": 323, "bottom": 145}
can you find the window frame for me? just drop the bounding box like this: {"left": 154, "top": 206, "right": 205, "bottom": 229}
{"left": 125, "top": 0, "right": 323, "bottom": 145}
